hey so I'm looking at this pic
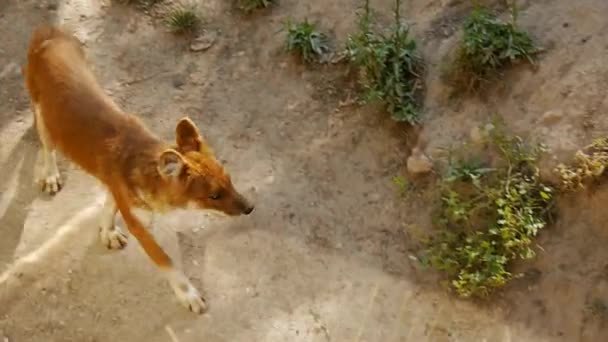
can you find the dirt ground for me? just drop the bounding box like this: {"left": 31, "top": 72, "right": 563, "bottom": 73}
{"left": 1, "top": 0, "right": 608, "bottom": 341}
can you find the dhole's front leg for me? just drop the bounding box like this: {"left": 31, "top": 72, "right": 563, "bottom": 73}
{"left": 33, "top": 103, "right": 62, "bottom": 194}
{"left": 99, "top": 192, "right": 128, "bottom": 249}
{"left": 110, "top": 185, "right": 207, "bottom": 314}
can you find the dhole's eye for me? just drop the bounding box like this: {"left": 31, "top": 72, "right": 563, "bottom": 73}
{"left": 209, "top": 193, "right": 221, "bottom": 200}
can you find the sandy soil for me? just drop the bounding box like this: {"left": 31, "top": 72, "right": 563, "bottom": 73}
{"left": 1, "top": 0, "right": 608, "bottom": 341}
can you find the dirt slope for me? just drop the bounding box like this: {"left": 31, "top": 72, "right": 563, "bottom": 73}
{"left": 1, "top": 0, "right": 608, "bottom": 341}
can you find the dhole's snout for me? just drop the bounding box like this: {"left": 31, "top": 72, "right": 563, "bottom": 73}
{"left": 239, "top": 196, "right": 255, "bottom": 215}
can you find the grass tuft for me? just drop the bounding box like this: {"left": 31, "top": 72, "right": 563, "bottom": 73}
{"left": 166, "top": 6, "right": 200, "bottom": 34}
{"left": 238, "top": 0, "right": 273, "bottom": 13}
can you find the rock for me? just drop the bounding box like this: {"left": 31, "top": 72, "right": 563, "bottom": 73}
{"left": 540, "top": 109, "right": 564, "bottom": 125}
{"left": 407, "top": 148, "right": 433, "bottom": 175}
{"left": 368, "top": 193, "right": 381, "bottom": 202}
{"left": 190, "top": 29, "right": 218, "bottom": 52}
{"left": 469, "top": 126, "right": 484, "bottom": 144}
{"left": 171, "top": 73, "right": 186, "bottom": 88}
{"left": 0, "top": 62, "right": 20, "bottom": 80}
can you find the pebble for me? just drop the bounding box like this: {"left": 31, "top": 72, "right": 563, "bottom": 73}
{"left": 368, "top": 193, "right": 381, "bottom": 202}
{"left": 172, "top": 73, "right": 186, "bottom": 88}
{"left": 469, "top": 126, "right": 484, "bottom": 144}
{"left": 540, "top": 109, "right": 564, "bottom": 125}
{"left": 190, "top": 29, "right": 218, "bottom": 52}
{"left": 407, "top": 148, "right": 433, "bottom": 175}
{"left": 0, "top": 62, "right": 20, "bottom": 80}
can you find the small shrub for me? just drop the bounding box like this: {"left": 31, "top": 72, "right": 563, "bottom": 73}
{"left": 120, "top": 0, "right": 162, "bottom": 7}
{"left": 392, "top": 175, "right": 412, "bottom": 196}
{"left": 166, "top": 6, "right": 200, "bottom": 34}
{"left": 554, "top": 137, "right": 608, "bottom": 191}
{"left": 423, "top": 122, "right": 554, "bottom": 298}
{"left": 238, "top": 0, "right": 273, "bottom": 12}
{"left": 346, "top": 0, "right": 423, "bottom": 124}
{"left": 448, "top": 6, "right": 539, "bottom": 92}
{"left": 283, "top": 19, "right": 330, "bottom": 63}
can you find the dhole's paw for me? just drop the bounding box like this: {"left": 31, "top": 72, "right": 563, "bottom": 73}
{"left": 99, "top": 226, "right": 128, "bottom": 250}
{"left": 168, "top": 271, "right": 208, "bottom": 314}
{"left": 39, "top": 172, "right": 62, "bottom": 195}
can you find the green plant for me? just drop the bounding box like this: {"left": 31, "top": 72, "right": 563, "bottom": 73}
{"left": 120, "top": 0, "right": 162, "bottom": 7}
{"left": 392, "top": 175, "right": 411, "bottom": 196}
{"left": 166, "top": 6, "right": 200, "bottom": 34}
{"left": 448, "top": 6, "right": 539, "bottom": 92}
{"left": 238, "top": 0, "right": 273, "bottom": 12}
{"left": 283, "top": 19, "right": 330, "bottom": 63}
{"left": 424, "top": 123, "right": 554, "bottom": 298}
{"left": 445, "top": 157, "right": 495, "bottom": 186}
{"left": 346, "top": 0, "right": 423, "bottom": 124}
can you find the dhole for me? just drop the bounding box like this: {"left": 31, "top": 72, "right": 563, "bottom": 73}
{"left": 23, "top": 25, "right": 254, "bottom": 314}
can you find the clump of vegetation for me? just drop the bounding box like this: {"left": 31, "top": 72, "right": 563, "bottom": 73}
{"left": 120, "top": 0, "right": 162, "bottom": 7}
{"left": 422, "top": 122, "right": 554, "bottom": 298}
{"left": 448, "top": 5, "right": 539, "bottom": 93}
{"left": 554, "top": 137, "right": 608, "bottom": 191}
{"left": 238, "top": 0, "right": 273, "bottom": 12}
{"left": 166, "top": 6, "right": 200, "bottom": 34}
{"left": 283, "top": 19, "right": 330, "bottom": 63}
{"left": 346, "top": 0, "right": 424, "bottom": 124}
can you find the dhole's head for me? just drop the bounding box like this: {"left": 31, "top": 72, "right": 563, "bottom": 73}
{"left": 156, "top": 117, "right": 254, "bottom": 216}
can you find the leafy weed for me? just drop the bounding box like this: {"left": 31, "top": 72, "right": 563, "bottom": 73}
{"left": 346, "top": 0, "right": 424, "bottom": 124}
{"left": 447, "top": 5, "right": 539, "bottom": 93}
{"left": 424, "top": 121, "right": 554, "bottom": 298}
{"left": 283, "top": 19, "right": 330, "bottom": 63}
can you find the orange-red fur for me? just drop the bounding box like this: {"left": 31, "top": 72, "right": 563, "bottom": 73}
{"left": 24, "top": 25, "right": 253, "bottom": 312}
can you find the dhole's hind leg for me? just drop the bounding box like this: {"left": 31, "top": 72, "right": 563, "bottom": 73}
{"left": 99, "top": 191, "right": 128, "bottom": 249}
{"left": 33, "top": 103, "right": 62, "bottom": 195}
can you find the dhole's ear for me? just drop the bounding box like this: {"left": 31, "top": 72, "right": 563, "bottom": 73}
{"left": 158, "top": 149, "right": 186, "bottom": 179}
{"left": 176, "top": 117, "right": 211, "bottom": 154}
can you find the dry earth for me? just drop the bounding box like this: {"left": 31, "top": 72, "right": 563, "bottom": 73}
{"left": 1, "top": 0, "right": 608, "bottom": 341}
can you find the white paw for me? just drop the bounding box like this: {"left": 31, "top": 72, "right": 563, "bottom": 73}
{"left": 168, "top": 271, "right": 207, "bottom": 314}
{"left": 100, "top": 226, "right": 128, "bottom": 250}
{"left": 39, "top": 172, "right": 62, "bottom": 195}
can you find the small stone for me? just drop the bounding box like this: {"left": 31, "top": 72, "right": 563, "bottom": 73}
{"left": 172, "top": 74, "right": 186, "bottom": 88}
{"left": 469, "top": 126, "right": 485, "bottom": 144}
{"left": 368, "top": 193, "right": 381, "bottom": 202}
{"left": 540, "top": 110, "right": 563, "bottom": 125}
{"left": 0, "top": 62, "right": 20, "bottom": 80}
{"left": 47, "top": 3, "right": 58, "bottom": 10}
{"left": 407, "top": 148, "right": 433, "bottom": 175}
{"left": 190, "top": 30, "right": 218, "bottom": 52}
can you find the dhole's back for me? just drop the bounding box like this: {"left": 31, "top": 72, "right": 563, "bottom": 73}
{"left": 25, "top": 25, "right": 154, "bottom": 177}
